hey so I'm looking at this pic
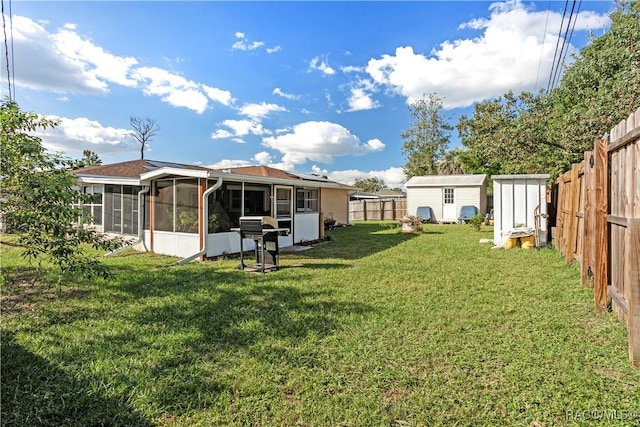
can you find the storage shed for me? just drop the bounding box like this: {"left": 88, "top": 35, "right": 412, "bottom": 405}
{"left": 405, "top": 175, "right": 487, "bottom": 223}
{"left": 492, "top": 174, "right": 549, "bottom": 247}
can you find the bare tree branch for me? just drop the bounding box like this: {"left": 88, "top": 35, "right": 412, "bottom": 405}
{"left": 129, "top": 116, "right": 160, "bottom": 160}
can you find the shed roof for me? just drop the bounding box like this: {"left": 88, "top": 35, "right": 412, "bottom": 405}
{"left": 405, "top": 174, "right": 487, "bottom": 188}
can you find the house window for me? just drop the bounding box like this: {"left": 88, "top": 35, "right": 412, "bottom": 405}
{"left": 276, "top": 187, "right": 292, "bottom": 219}
{"left": 82, "top": 185, "right": 103, "bottom": 225}
{"left": 444, "top": 188, "right": 454, "bottom": 204}
{"left": 296, "top": 188, "right": 319, "bottom": 212}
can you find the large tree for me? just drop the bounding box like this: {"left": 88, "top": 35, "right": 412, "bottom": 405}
{"left": 353, "top": 177, "right": 386, "bottom": 193}
{"left": 130, "top": 116, "right": 160, "bottom": 160}
{"left": 1, "top": 99, "right": 120, "bottom": 281}
{"left": 401, "top": 93, "right": 453, "bottom": 178}
{"left": 71, "top": 149, "right": 102, "bottom": 169}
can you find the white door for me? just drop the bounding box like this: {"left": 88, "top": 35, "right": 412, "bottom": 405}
{"left": 442, "top": 188, "right": 456, "bottom": 220}
{"left": 274, "top": 186, "right": 294, "bottom": 247}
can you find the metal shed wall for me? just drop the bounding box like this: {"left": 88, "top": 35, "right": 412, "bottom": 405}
{"left": 492, "top": 174, "right": 549, "bottom": 246}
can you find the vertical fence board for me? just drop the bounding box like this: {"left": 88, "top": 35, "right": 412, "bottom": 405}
{"left": 594, "top": 138, "right": 608, "bottom": 311}
{"left": 582, "top": 151, "right": 595, "bottom": 286}
{"left": 628, "top": 219, "right": 640, "bottom": 368}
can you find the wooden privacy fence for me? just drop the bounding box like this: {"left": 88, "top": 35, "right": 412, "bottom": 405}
{"left": 349, "top": 199, "right": 406, "bottom": 222}
{"left": 553, "top": 106, "right": 640, "bottom": 368}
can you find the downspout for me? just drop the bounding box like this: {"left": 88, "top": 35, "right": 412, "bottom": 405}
{"left": 177, "top": 177, "right": 223, "bottom": 265}
{"left": 105, "top": 185, "right": 150, "bottom": 257}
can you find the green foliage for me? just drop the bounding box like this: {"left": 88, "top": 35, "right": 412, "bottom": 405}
{"left": 71, "top": 150, "right": 102, "bottom": 169}
{"left": 0, "top": 99, "right": 121, "bottom": 280}
{"left": 468, "top": 213, "right": 484, "bottom": 231}
{"left": 457, "top": 1, "right": 640, "bottom": 181}
{"left": 353, "top": 176, "right": 386, "bottom": 192}
{"left": 402, "top": 93, "right": 453, "bottom": 178}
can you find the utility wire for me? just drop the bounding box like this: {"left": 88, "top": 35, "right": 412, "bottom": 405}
{"left": 553, "top": 0, "right": 582, "bottom": 89}
{"left": 551, "top": 0, "right": 579, "bottom": 90}
{"left": 1, "top": 0, "right": 12, "bottom": 100}
{"left": 547, "top": 0, "right": 570, "bottom": 93}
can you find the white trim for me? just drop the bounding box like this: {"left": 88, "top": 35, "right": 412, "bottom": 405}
{"left": 77, "top": 176, "right": 141, "bottom": 186}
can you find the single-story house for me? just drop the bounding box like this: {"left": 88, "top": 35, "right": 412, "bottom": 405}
{"left": 405, "top": 174, "right": 487, "bottom": 223}
{"left": 73, "top": 160, "right": 353, "bottom": 261}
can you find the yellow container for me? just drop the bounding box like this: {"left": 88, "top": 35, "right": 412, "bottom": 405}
{"left": 504, "top": 237, "right": 519, "bottom": 249}
{"left": 521, "top": 235, "right": 535, "bottom": 250}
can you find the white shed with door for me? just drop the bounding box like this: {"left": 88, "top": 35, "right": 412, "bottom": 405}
{"left": 492, "top": 174, "right": 549, "bottom": 247}
{"left": 405, "top": 175, "right": 487, "bottom": 223}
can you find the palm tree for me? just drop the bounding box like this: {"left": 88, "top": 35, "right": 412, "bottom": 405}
{"left": 437, "top": 147, "right": 467, "bottom": 175}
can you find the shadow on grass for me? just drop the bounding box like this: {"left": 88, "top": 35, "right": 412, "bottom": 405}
{"left": 113, "top": 263, "right": 373, "bottom": 348}
{"left": 286, "top": 222, "right": 430, "bottom": 260}
{"left": 0, "top": 331, "right": 154, "bottom": 427}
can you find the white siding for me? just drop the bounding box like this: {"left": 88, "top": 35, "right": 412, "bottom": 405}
{"left": 407, "top": 179, "right": 487, "bottom": 222}
{"left": 493, "top": 175, "right": 548, "bottom": 246}
{"left": 151, "top": 231, "right": 200, "bottom": 258}
{"left": 293, "top": 213, "right": 319, "bottom": 243}
{"left": 407, "top": 187, "right": 443, "bottom": 220}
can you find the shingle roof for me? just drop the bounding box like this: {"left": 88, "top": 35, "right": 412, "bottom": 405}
{"left": 222, "top": 165, "right": 298, "bottom": 180}
{"left": 72, "top": 159, "right": 209, "bottom": 178}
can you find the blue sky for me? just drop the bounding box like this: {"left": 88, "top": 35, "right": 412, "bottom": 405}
{"left": 2, "top": 1, "right": 613, "bottom": 188}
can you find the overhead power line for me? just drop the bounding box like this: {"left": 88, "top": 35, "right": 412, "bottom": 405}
{"left": 547, "top": 0, "right": 582, "bottom": 93}
{"left": 1, "top": 0, "right": 14, "bottom": 101}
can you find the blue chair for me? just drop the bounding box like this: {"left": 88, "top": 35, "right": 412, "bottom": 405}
{"left": 457, "top": 205, "right": 479, "bottom": 223}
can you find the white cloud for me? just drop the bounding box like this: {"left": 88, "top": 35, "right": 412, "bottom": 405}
{"left": 206, "top": 159, "right": 252, "bottom": 170}
{"left": 203, "top": 85, "right": 233, "bottom": 106}
{"left": 309, "top": 56, "right": 336, "bottom": 75}
{"left": 365, "top": 0, "right": 609, "bottom": 108}
{"left": 254, "top": 151, "right": 273, "bottom": 165}
{"left": 36, "top": 115, "right": 137, "bottom": 156}
{"left": 346, "top": 87, "right": 380, "bottom": 112}
{"left": 4, "top": 15, "right": 235, "bottom": 113}
{"left": 238, "top": 102, "right": 287, "bottom": 120}
{"left": 231, "top": 32, "right": 280, "bottom": 53}
{"left": 232, "top": 32, "right": 265, "bottom": 51}
{"left": 5, "top": 15, "right": 110, "bottom": 93}
{"left": 262, "top": 121, "right": 385, "bottom": 168}
{"left": 341, "top": 65, "right": 363, "bottom": 73}
{"left": 273, "top": 87, "right": 300, "bottom": 100}
{"left": 131, "top": 66, "right": 209, "bottom": 114}
{"left": 326, "top": 166, "right": 406, "bottom": 189}
{"left": 210, "top": 129, "right": 234, "bottom": 140}
{"left": 52, "top": 28, "right": 139, "bottom": 87}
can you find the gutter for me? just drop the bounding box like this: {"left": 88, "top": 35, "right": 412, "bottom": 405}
{"left": 105, "top": 185, "right": 150, "bottom": 257}
{"left": 177, "top": 177, "right": 223, "bottom": 265}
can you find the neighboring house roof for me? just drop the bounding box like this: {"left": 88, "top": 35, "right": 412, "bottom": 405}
{"left": 374, "top": 189, "right": 406, "bottom": 198}
{"left": 405, "top": 174, "right": 487, "bottom": 187}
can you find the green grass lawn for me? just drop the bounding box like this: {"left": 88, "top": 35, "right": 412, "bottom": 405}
{"left": 1, "top": 223, "right": 638, "bottom": 426}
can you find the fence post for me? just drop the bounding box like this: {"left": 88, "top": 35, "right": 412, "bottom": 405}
{"left": 594, "top": 138, "right": 608, "bottom": 311}
{"left": 628, "top": 219, "right": 640, "bottom": 368}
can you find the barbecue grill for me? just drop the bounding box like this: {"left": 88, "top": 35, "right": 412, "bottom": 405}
{"left": 235, "top": 216, "right": 289, "bottom": 273}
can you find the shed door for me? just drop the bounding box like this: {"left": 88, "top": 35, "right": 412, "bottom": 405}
{"left": 442, "top": 187, "right": 456, "bottom": 220}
